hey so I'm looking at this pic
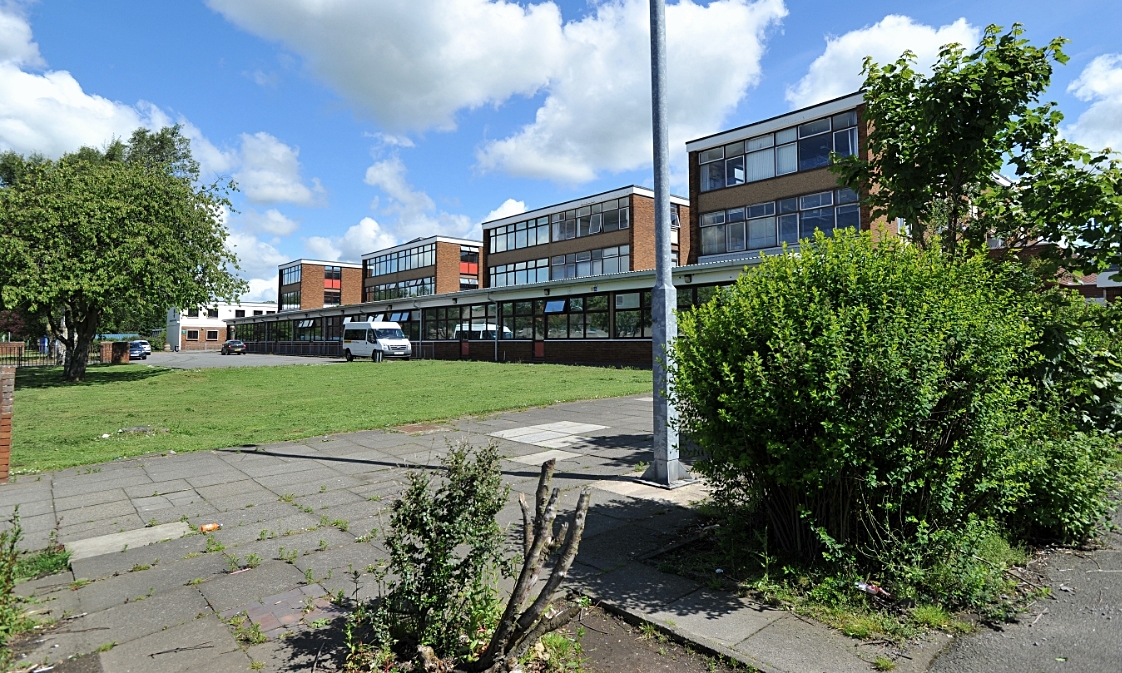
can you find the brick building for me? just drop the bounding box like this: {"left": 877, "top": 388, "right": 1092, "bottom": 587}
{"left": 167, "top": 301, "right": 276, "bottom": 351}
{"left": 361, "top": 236, "right": 481, "bottom": 303}
{"left": 277, "top": 260, "right": 363, "bottom": 312}
{"left": 480, "top": 186, "right": 690, "bottom": 289}
{"left": 685, "top": 91, "right": 888, "bottom": 265}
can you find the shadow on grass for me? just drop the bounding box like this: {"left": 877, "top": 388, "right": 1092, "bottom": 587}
{"left": 15, "top": 363, "right": 172, "bottom": 390}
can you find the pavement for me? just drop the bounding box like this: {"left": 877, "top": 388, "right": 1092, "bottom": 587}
{"left": 139, "top": 351, "right": 344, "bottom": 369}
{"left": 3, "top": 394, "right": 1116, "bottom": 672}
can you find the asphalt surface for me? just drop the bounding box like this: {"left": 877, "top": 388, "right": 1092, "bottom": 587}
{"left": 928, "top": 506, "right": 1122, "bottom": 673}
{"left": 140, "top": 351, "right": 344, "bottom": 369}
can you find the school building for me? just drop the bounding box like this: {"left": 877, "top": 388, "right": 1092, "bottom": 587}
{"left": 225, "top": 96, "right": 883, "bottom": 366}
{"left": 278, "top": 259, "right": 364, "bottom": 311}
{"left": 167, "top": 301, "right": 277, "bottom": 351}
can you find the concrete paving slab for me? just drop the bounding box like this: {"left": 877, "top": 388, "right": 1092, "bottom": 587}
{"left": 124, "top": 479, "right": 193, "bottom": 498}
{"left": 507, "top": 449, "right": 582, "bottom": 465}
{"left": 576, "top": 525, "right": 670, "bottom": 572}
{"left": 735, "top": 614, "right": 874, "bottom": 673}
{"left": 67, "top": 522, "right": 192, "bottom": 561}
{"left": 74, "top": 554, "right": 229, "bottom": 614}
{"left": 97, "top": 614, "right": 244, "bottom": 673}
{"left": 70, "top": 534, "right": 209, "bottom": 580}
{"left": 198, "top": 561, "right": 307, "bottom": 613}
{"left": 648, "top": 588, "right": 786, "bottom": 648}
{"left": 569, "top": 560, "right": 701, "bottom": 613}
{"left": 59, "top": 497, "right": 137, "bottom": 521}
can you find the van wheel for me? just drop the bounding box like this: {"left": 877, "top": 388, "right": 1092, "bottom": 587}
{"left": 373, "top": 350, "right": 383, "bottom": 363}
{"left": 344, "top": 350, "right": 353, "bottom": 362}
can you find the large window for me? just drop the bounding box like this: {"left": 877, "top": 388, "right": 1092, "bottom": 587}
{"left": 699, "top": 188, "right": 860, "bottom": 256}
{"left": 205, "top": 329, "right": 219, "bottom": 341}
{"left": 365, "top": 277, "right": 435, "bottom": 302}
{"left": 281, "top": 265, "right": 301, "bottom": 286}
{"left": 460, "top": 247, "right": 479, "bottom": 275}
{"left": 489, "top": 217, "right": 550, "bottom": 254}
{"left": 280, "top": 291, "right": 300, "bottom": 311}
{"left": 550, "top": 245, "right": 630, "bottom": 280}
{"left": 186, "top": 329, "right": 199, "bottom": 341}
{"left": 489, "top": 259, "right": 549, "bottom": 287}
{"left": 366, "top": 244, "right": 435, "bottom": 278}
{"left": 698, "top": 109, "right": 859, "bottom": 192}
{"left": 324, "top": 265, "right": 342, "bottom": 290}
{"left": 541, "top": 295, "right": 610, "bottom": 339}
{"left": 552, "top": 199, "right": 629, "bottom": 242}
{"left": 614, "top": 292, "right": 652, "bottom": 338}
{"left": 460, "top": 277, "right": 479, "bottom": 290}
{"left": 294, "top": 319, "right": 321, "bottom": 341}
{"left": 324, "top": 290, "right": 341, "bottom": 307}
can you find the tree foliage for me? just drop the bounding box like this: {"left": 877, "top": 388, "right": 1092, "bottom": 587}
{"left": 0, "top": 126, "right": 244, "bottom": 380}
{"left": 832, "top": 23, "right": 1122, "bottom": 271}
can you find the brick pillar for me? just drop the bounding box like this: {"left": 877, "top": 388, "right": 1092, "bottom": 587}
{"left": 0, "top": 366, "right": 12, "bottom": 484}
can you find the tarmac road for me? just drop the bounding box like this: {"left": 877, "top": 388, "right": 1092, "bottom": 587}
{"left": 928, "top": 507, "right": 1122, "bottom": 672}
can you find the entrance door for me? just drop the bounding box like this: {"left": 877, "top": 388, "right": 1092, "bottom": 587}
{"left": 532, "top": 316, "right": 545, "bottom": 360}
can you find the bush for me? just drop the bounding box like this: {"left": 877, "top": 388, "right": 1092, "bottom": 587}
{"left": 671, "top": 231, "right": 1118, "bottom": 606}
{"left": 372, "top": 439, "right": 509, "bottom": 659}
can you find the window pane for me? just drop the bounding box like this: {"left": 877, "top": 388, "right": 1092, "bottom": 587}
{"left": 701, "top": 225, "right": 726, "bottom": 255}
{"left": 776, "top": 143, "right": 797, "bottom": 175}
{"left": 615, "top": 292, "right": 640, "bottom": 310}
{"left": 800, "top": 192, "right": 833, "bottom": 209}
{"left": 748, "top": 216, "right": 777, "bottom": 249}
{"left": 699, "top": 147, "right": 723, "bottom": 164}
{"left": 779, "top": 214, "right": 799, "bottom": 244}
{"left": 837, "top": 187, "right": 859, "bottom": 204}
{"left": 602, "top": 209, "right": 620, "bottom": 232}
{"left": 800, "top": 207, "right": 834, "bottom": 238}
{"left": 569, "top": 313, "right": 585, "bottom": 338}
{"left": 746, "top": 133, "right": 773, "bottom": 151}
{"left": 778, "top": 197, "right": 798, "bottom": 214}
{"left": 727, "top": 221, "right": 746, "bottom": 251}
{"left": 586, "top": 311, "right": 610, "bottom": 338}
{"left": 514, "top": 315, "right": 533, "bottom": 339}
{"left": 799, "top": 118, "right": 830, "bottom": 137}
{"left": 833, "top": 127, "right": 857, "bottom": 158}
{"left": 701, "top": 211, "right": 725, "bottom": 226}
{"left": 747, "top": 202, "right": 774, "bottom": 218}
{"left": 589, "top": 213, "right": 602, "bottom": 234}
{"left": 701, "top": 162, "right": 724, "bottom": 191}
{"left": 619, "top": 208, "right": 629, "bottom": 229}
{"left": 776, "top": 127, "right": 797, "bottom": 144}
{"left": 745, "top": 148, "right": 774, "bottom": 182}
{"left": 578, "top": 216, "right": 592, "bottom": 237}
{"left": 832, "top": 110, "right": 857, "bottom": 128}
{"left": 726, "top": 207, "right": 745, "bottom": 222}
{"left": 586, "top": 295, "right": 608, "bottom": 311}
{"left": 836, "top": 204, "right": 860, "bottom": 231}
{"left": 614, "top": 310, "right": 642, "bottom": 338}
{"left": 725, "top": 155, "right": 745, "bottom": 186}
{"left": 547, "top": 314, "right": 568, "bottom": 339}
{"left": 798, "top": 134, "right": 832, "bottom": 171}
{"left": 724, "top": 140, "right": 744, "bottom": 156}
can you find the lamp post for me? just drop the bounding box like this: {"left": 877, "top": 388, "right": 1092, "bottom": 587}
{"left": 639, "top": 0, "right": 691, "bottom": 488}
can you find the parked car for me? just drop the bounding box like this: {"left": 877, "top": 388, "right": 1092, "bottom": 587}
{"left": 134, "top": 339, "right": 152, "bottom": 354}
{"left": 220, "top": 340, "right": 246, "bottom": 355}
{"left": 128, "top": 341, "right": 148, "bottom": 360}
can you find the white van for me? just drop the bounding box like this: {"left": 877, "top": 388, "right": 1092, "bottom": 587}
{"left": 341, "top": 321, "right": 412, "bottom": 362}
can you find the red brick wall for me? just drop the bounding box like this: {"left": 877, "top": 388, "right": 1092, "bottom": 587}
{"left": 300, "top": 264, "right": 325, "bottom": 310}
{"left": 687, "top": 150, "right": 701, "bottom": 264}
{"left": 630, "top": 194, "right": 654, "bottom": 272}
{"left": 341, "top": 267, "right": 362, "bottom": 305}
{"left": 435, "top": 242, "right": 462, "bottom": 295}
{"left": 677, "top": 202, "right": 691, "bottom": 267}
{"left": 0, "top": 366, "right": 12, "bottom": 483}
{"left": 438, "top": 339, "right": 651, "bottom": 367}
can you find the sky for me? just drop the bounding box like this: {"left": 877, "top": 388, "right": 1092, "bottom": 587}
{"left": 1, "top": 0, "right": 1120, "bottom": 301}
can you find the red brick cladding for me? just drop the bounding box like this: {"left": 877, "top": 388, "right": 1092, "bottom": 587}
{"left": 299, "top": 264, "right": 325, "bottom": 310}
{"left": 341, "top": 266, "right": 362, "bottom": 305}
{"left": 0, "top": 366, "right": 13, "bottom": 483}
{"left": 435, "top": 241, "right": 462, "bottom": 295}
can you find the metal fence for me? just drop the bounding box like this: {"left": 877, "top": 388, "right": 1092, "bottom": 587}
{"left": 0, "top": 343, "right": 101, "bottom": 368}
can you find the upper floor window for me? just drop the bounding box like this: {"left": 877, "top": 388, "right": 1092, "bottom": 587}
{"left": 490, "top": 217, "right": 550, "bottom": 254}
{"left": 367, "top": 244, "right": 435, "bottom": 278}
{"left": 186, "top": 308, "right": 199, "bottom": 317}
{"left": 280, "top": 291, "right": 300, "bottom": 311}
{"left": 235, "top": 309, "right": 245, "bottom": 318}
{"left": 281, "top": 265, "right": 301, "bottom": 286}
{"left": 552, "top": 199, "right": 629, "bottom": 242}
{"left": 699, "top": 188, "right": 860, "bottom": 256}
{"left": 207, "top": 307, "right": 218, "bottom": 318}
{"left": 324, "top": 265, "right": 342, "bottom": 290}
{"left": 460, "top": 246, "right": 479, "bottom": 275}
{"left": 698, "top": 109, "right": 859, "bottom": 192}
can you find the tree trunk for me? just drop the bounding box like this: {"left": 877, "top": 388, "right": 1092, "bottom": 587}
{"left": 65, "top": 329, "right": 93, "bottom": 382}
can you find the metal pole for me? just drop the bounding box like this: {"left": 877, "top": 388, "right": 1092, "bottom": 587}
{"left": 640, "top": 0, "right": 691, "bottom": 488}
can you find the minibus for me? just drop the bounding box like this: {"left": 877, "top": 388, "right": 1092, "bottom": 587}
{"left": 341, "top": 321, "right": 412, "bottom": 362}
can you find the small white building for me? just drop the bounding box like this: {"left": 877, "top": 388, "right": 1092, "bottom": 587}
{"left": 166, "top": 302, "right": 277, "bottom": 351}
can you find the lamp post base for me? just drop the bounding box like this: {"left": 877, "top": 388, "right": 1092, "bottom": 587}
{"left": 637, "top": 460, "right": 697, "bottom": 490}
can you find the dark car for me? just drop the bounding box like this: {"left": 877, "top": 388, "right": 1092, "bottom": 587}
{"left": 220, "top": 340, "right": 246, "bottom": 355}
{"left": 128, "top": 341, "right": 148, "bottom": 360}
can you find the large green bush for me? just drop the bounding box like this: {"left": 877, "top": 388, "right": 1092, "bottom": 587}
{"left": 672, "top": 231, "right": 1117, "bottom": 577}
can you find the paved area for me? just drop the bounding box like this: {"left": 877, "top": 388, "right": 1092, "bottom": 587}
{"left": 3, "top": 394, "right": 1113, "bottom": 672}
{"left": 141, "top": 351, "right": 343, "bottom": 369}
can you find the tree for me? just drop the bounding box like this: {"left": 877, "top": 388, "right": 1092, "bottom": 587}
{"left": 832, "top": 23, "right": 1122, "bottom": 269}
{"left": 0, "top": 127, "right": 245, "bottom": 381}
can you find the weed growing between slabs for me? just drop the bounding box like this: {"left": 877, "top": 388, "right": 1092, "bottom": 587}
{"left": 0, "top": 508, "right": 71, "bottom": 667}
{"left": 11, "top": 360, "right": 648, "bottom": 473}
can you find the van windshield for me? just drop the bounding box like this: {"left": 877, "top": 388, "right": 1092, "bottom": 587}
{"left": 375, "top": 328, "right": 405, "bottom": 340}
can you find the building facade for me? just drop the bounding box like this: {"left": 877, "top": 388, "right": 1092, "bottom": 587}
{"left": 685, "top": 91, "right": 886, "bottom": 265}
{"left": 278, "top": 260, "right": 363, "bottom": 312}
{"left": 361, "top": 236, "right": 481, "bottom": 305}
{"left": 480, "top": 186, "right": 690, "bottom": 289}
{"left": 167, "top": 301, "right": 277, "bottom": 351}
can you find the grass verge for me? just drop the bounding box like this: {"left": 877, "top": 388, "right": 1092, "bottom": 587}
{"left": 12, "top": 360, "right": 649, "bottom": 473}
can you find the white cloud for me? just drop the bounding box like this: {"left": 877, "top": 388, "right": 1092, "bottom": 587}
{"left": 0, "top": 3, "right": 43, "bottom": 67}
{"left": 785, "top": 15, "right": 980, "bottom": 109}
{"left": 483, "top": 198, "right": 526, "bottom": 223}
{"left": 305, "top": 217, "right": 397, "bottom": 262}
{"left": 1066, "top": 54, "right": 1122, "bottom": 151}
{"left": 236, "top": 132, "right": 324, "bottom": 205}
{"left": 364, "top": 156, "right": 473, "bottom": 241}
{"left": 225, "top": 227, "right": 289, "bottom": 302}
{"left": 243, "top": 277, "right": 278, "bottom": 302}
{"left": 207, "top": 0, "right": 787, "bottom": 184}
{"left": 479, "top": 0, "right": 787, "bottom": 183}
{"left": 241, "top": 208, "right": 300, "bottom": 236}
{"left": 208, "top": 0, "right": 565, "bottom": 132}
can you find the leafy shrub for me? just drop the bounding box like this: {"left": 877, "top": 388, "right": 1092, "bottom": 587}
{"left": 372, "top": 439, "right": 509, "bottom": 658}
{"left": 671, "top": 231, "right": 1118, "bottom": 609}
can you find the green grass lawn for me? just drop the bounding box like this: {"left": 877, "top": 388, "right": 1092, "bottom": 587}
{"left": 11, "top": 360, "right": 650, "bottom": 473}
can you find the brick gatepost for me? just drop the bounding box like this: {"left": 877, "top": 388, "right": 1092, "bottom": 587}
{"left": 0, "top": 366, "right": 12, "bottom": 483}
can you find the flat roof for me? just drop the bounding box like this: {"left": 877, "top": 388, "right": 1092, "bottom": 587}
{"left": 685, "top": 91, "right": 864, "bottom": 153}
{"left": 360, "top": 235, "right": 481, "bottom": 260}
{"left": 278, "top": 259, "right": 362, "bottom": 271}
{"left": 481, "top": 185, "right": 689, "bottom": 231}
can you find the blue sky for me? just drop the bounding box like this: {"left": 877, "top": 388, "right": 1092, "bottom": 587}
{"left": 1, "top": 0, "right": 1120, "bottom": 300}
